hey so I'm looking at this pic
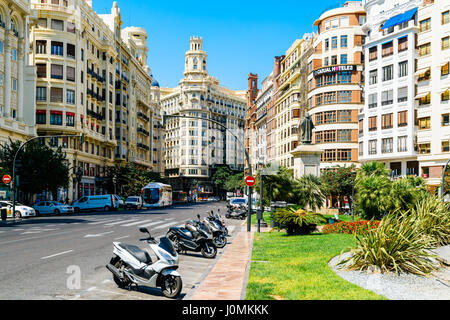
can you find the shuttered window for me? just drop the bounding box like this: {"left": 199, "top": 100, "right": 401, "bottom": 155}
{"left": 51, "top": 64, "right": 63, "bottom": 79}
{"left": 50, "top": 88, "right": 63, "bottom": 103}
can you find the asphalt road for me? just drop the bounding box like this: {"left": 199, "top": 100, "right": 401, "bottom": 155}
{"left": 0, "top": 202, "right": 241, "bottom": 300}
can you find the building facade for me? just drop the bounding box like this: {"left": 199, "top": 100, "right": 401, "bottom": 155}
{"left": 29, "top": 0, "right": 162, "bottom": 201}
{"left": 359, "top": 0, "right": 421, "bottom": 178}
{"left": 162, "top": 37, "right": 246, "bottom": 196}
{"left": 416, "top": 0, "right": 450, "bottom": 191}
{"left": 308, "top": 1, "right": 366, "bottom": 172}
{"left": 0, "top": 0, "right": 36, "bottom": 145}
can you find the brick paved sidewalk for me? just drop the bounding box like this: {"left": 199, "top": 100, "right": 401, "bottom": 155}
{"left": 187, "top": 226, "right": 257, "bottom": 300}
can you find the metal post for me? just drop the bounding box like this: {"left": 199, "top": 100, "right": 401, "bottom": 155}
{"left": 441, "top": 160, "right": 450, "bottom": 198}
{"left": 258, "top": 173, "right": 262, "bottom": 233}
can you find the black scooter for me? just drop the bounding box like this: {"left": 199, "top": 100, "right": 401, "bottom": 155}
{"left": 226, "top": 204, "right": 247, "bottom": 220}
{"left": 166, "top": 215, "right": 217, "bottom": 259}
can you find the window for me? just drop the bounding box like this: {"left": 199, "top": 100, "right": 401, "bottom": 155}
{"left": 340, "top": 54, "right": 348, "bottom": 64}
{"left": 442, "top": 141, "right": 450, "bottom": 153}
{"left": 359, "top": 142, "right": 364, "bottom": 156}
{"left": 443, "top": 11, "right": 450, "bottom": 25}
{"left": 381, "top": 89, "right": 393, "bottom": 106}
{"left": 369, "top": 93, "right": 377, "bottom": 108}
{"left": 50, "top": 87, "right": 63, "bottom": 103}
{"left": 382, "top": 41, "right": 393, "bottom": 57}
{"left": 418, "top": 117, "right": 431, "bottom": 130}
{"left": 337, "top": 110, "right": 352, "bottom": 122}
{"left": 418, "top": 93, "right": 431, "bottom": 105}
{"left": 12, "top": 78, "right": 17, "bottom": 91}
{"left": 382, "top": 113, "right": 393, "bottom": 129}
{"left": 369, "top": 70, "right": 377, "bottom": 84}
{"left": 36, "top": 40, "right": 46, "bottom": 54}
{"left": 398, "top": 136, "right": 408, "bottom": 152}
{"left": 66, "top": 113, "right": 75, "bottom": 127}
{"left": 442, "top": 90, "right": 450, "bottom": 102}
{"left": 419, "top": 43, "right": 431, "bottom": 56}
{"left": 51, "top": 64, "right": 63, "bottom": 79}
{"left": 66, "top": 66, "right": 75, "bottom": 82}
{"left": 51, "top": 19, "right": 63, "bottom": 31}
{"left": 359, "top": 119, "right": 364, "bottom": 133}
{"left": 11, "top": 49, "right": 17, "bottom": 61}
{"left": 443, "top": 37, "right": 450, "bottom": 50}
{"left": 50, "top": 112, "right": 63, "bottom": 125}
{"left": 37, "top": 63, "right": 46, "bottom": 78}
{"left": 369, "top": 140, "right": 377, "bottom": 155}
{"left": 338, "top": 91, "right": 351, "bottom": 103}
{"left": 369, "top": 116, "right": 377, "bottom": 131}
{"left": 418, "top": 143, "right": 431, "bottom": 154}
{"left": 419, "top": 18, "right": 431, "bottom": 32}
{"left": 38, "top": 18, "right": 47, "bottom": 28}
{"left": 67, "top": 44, "right": 75, "bottom": 59}
{"left": 399, "top": 61, "right": 408, "bottom": 77}
{"left": 340, "top": 16, "right": 349, "bottom": 27}
{"left": 369, "top": 46, "right": 377, "bottom": 61}
{"left": 382, "top": 65, "right": 393, "bottom": 81}
{"left": 439, "top": 113, "right": 450, "bottom": 129}
{"left": 51, "top": 41, "right": 63, "bottom": 56}
{"left": 442, "top": 62, "right": 449, "bottom": 76}
{"left": 337, "top": 129, "right": 351, "bottom": 142}
{"left": 331, "top": 55, "right": 337, "bottom": 65}
{"left": 325, "top": 39, "right": 329, "bottom": 51}
{"left": 331, "top": 18, "right": 338, "bottom": 29}
{"left": 36, "top": 111, "right": 46, "bottom": 124}
{"left": 331, "top": 36, "right": 338, "bottom": 49}
{"left": 66, "top": 89, "right": 75, "bottom": 104}
{"left": 341, "top": 35, "right": 348, "bottom": 48}
{"left": 398, "top": 87, "right": 408, "bottom": 102}
{"left": 398, "top": 110, "right": 408, "bottom": 127}
{"left": 36, "top": 87, "right": 47, "bottom": 102}
{"left": 382, "top": 138, "right": 393, "bottom": 154}
{"left": 398, "top": 36, "right": 408, "bottom": 52}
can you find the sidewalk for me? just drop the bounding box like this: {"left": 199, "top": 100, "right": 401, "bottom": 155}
{"left": 187, "top": 224, "right": 270, "bottom": 300}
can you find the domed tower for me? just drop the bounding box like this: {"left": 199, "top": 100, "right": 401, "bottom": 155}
{"left": 184, "top": 36, "right": 208, "bottom": 78}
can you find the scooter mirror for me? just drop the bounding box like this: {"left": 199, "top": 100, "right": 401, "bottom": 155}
{"left": 197, "top": 214, "right": 201, "bottom": 220}
{"left": 139, "top": 227, "right": 150, "bottom": 234}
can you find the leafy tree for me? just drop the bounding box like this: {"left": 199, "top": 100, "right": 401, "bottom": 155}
{"left": 321, "top": 165, "right": 356, "bottom": 207}
{"left": 272, "top": 205, "right": 326, "bottom": 236}
{"left": 0, "top": 138, "right": 70, "bottom": 204}
{"left": 293, "top": 175, "right": 326, "bottom": 212}
{"left": 224, "top": 172, "right": 245, "bottom": 192}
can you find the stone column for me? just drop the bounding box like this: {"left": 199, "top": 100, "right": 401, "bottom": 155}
{"left": 17, "top": 39, "right": 24, "bottom": 121}
{"left": 4, "top": 33, "right": 11, "bottom": 118}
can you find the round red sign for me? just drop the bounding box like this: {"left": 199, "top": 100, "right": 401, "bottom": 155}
{"left": 245, "top": 176, "right": 256, "bottom": 187}
{"left": 2, "top": 175, "right": 12, "bottom": 184}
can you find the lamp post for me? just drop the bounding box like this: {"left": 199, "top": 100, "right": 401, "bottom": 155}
{"left": 112, "top": 174, "right": 117, "bottom": 195}
{"left": 75, "top": 166, "right": 83, "bottom": 201}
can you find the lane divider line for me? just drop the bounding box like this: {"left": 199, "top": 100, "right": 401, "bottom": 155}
{"left": 41, "top": 250, "right": 74, "bottom": 260}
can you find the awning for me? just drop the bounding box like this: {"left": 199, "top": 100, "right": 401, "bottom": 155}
{"left": 415, "top": 67, "right": 430, "bottom": 76}
{"left": 415, "top": 92, "right": 430, "bottom": 99}
{"left": 440, "top": 88, "right": 449, "bottom": 93}
{"left": 382, "top": 7, "right": 418, "bottom": 30}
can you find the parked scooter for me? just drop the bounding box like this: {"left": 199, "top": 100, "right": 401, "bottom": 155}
{"left": 201, "top": 213, "right": 227, "bottom": 248}
{"left": 226, "top": 204, "right": 247, "bottom": 220}
{"left": 166, "top": 215, "right": 217, "bottom": 259}
{"left": 106, "top": 227, "right": 182, "bottom": 299}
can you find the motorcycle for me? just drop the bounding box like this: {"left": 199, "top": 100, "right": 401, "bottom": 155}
{"left": 166, "top": 215, "right": 217, "bottom": 259}
{"left": 226, "top": 204, "right": 247, "bottom": 220}
{"left": 200, "top": 213, "right": 227, "bottom": 248}
{"left": 106, "top": 227, "right": 182, "bottom": 299}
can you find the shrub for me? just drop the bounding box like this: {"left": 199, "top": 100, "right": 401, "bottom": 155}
{"left": 272, "top": 205, "right": 327, "bottom": 236}
{"left": 322, "top": 221, "right": 380, "bottom": 235}
{"left": 410, "top": 194, "right": 450, "bottom": 247}
{"left": 339, "top": 213, "right": 437, "bottom": 276}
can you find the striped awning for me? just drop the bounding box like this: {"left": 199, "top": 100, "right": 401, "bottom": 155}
{"left": 415, "top": 92, "right": 430, "bottom": 99}
{"left": 415, "top": 67, "right": 430, "bottom": 76}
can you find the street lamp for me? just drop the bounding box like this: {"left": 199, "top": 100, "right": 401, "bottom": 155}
{"left": 75, "top": 166, "right": 83, "bottom": 201}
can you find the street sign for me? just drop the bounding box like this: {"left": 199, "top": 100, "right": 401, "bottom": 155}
{"left": 245, "top": 176, "right": 256, "bottom": 187}
{"left": 2, "top": 175, "right": 11, "bottom": 184}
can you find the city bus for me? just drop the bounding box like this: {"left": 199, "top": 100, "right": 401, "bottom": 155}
{"left": 142, "top": 183, "right": 173, "bottom": 208}
{"left": 173, "top": 191, "right": 187, "bottom": 204}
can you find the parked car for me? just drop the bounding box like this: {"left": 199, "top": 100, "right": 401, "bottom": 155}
{"left": 125, "top": 196, "right": 143, "bottom": 210}
{"left": 33, "top": 201, "right": 74, "bottom": 216}
{"left": 72, "top": 195, "right": 117, "bottom": 213}
{"left": 0, "top": 201, "right": 36, "bottom": 219}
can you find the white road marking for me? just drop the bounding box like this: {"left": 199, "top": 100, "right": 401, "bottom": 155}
{"left": 114, "top": 235, "right": 130, "bottom": 240}
{"left": 12, "top": 229, "right": 25, "bottom": 231}
{"left": 137, "top": 220, "right": 167, "bottom": 228}
{"left": 102, "top": 279, "right": 112, "bottom": 284}
{"left": 0, "top": 231, "right": 4, "bottom": 234}
{"left": 154, "top": 222, "right": 178, "bottom": 230}
{"left": 121, "top": 219, "right": 152, "bottom": 227}
{"left": 88, "top": 218, "right": 121, "bottom": 225}
{"left": 41, "top": 250, "right": 74, "bottom": 260}
{"left": 164, "top": 218, "right": 175, "bottom": 221}
{"left": 104, "top": 219, "right": 138, "bottom": 226}
{"left": 87, "top": 287, "right": 96, "bottom": 292}
{"left": 84, "top": 231, "right": 114, "bottom": 238}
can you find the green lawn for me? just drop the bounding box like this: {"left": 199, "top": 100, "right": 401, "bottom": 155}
{"left": 246, "top": 232, "right": 386, "bottom": 300}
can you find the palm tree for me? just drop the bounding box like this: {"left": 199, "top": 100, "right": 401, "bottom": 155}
{"left": 293, "top": 175, "right": 325, "bottom": 212}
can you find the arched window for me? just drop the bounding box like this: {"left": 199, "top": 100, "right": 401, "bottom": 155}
{"left": 193, "top": 58, "right": 198, "bottom": 70}
{"left": 11, "top": 18, "right": 17, "bottom": 34}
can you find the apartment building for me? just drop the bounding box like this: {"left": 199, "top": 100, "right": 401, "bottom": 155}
{"left": 0, "top": 0, "right": 36, "bottom": 145}
{"left": 162, "top": 37, "right": 246, "bottom": 195}
{"left": 359, "top": 0, "right": 421, "bottom": 177}
{"left": 308, "top": 1, "right": 366, "bottom": 171}
{"left": 30, "top": 0, "right": 161, "bottom": 200}
{"left": 416, "top": 0, "right": 450, "bottom": 191}
{"left": 245, "top": 73, "right": 258, "bottom": 173}
{"left": 276, "top": 33, "right": 314, "bottom": 169}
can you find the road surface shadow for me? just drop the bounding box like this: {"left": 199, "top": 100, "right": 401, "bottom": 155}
{"left": 124, "top": 285, "right": 186, "bottom": 300}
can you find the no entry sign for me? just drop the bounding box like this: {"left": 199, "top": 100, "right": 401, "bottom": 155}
{"left": 2, "top": 175, "right": 12, "bottom": 184}
{"left": 245, "top": 176, "right": 256, "bottom": 187}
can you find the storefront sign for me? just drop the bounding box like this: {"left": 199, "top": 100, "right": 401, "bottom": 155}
{"left": 313, "top": 65, "right": 357, "bottom": 76}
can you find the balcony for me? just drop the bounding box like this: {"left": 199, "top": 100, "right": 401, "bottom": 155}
{"left": 137, "top": 111, "right": 149, "bottom": 122}
{"left": 137, "top": 127, "right": 150, "bottom": 136}
{"left": 137, "top": 143, "right": 150, "bottom": 151}
{"left": 87, "top": 109, "right": 104, "bottom": 121}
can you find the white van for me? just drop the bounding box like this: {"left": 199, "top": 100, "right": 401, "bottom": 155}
{"left": 73, "top": 195, "right": 117, "bottom": 213}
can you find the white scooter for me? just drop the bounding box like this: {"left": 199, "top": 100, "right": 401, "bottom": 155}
{"left": 106, "top": 227, "right": 182, "bottom": 299}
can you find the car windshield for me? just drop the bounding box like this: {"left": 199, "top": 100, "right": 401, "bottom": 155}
{"left": 231, "top": 199, "right": 246, "bottom": 204}
{"left": 159, "top": 237, "right": 177, "bottom": 257}
{"left": 127, "top": 197, "right": 138, "bottom": 201}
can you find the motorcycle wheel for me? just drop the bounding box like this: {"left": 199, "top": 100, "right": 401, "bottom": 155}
{"left": 214, "top": 235, "right": 227, "bottom": 248}
{"left": 166, "top": 232, "right": 181, "bottom": 252}
{"left": 240, "top": 215, "right": 246, "bottom": 220}
{"left": 201, "top": 242, "right": 217, "bottom": 259}
{"left": 112, "top": 259, "right": 131, "bottom": 289}
{"left": 161, "top": 275, "right": 182, "bottom": 299}
{"left": 225, "top": 214, "right": 231, "bottom": 219}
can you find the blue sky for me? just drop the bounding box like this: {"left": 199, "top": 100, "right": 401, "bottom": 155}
{"left": 93, "top": 0, "right": 349, "bottom": 91}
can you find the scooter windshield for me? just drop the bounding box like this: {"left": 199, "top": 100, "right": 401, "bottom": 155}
{"left": 159, "top": 237, "right": 177, "bottom": 257}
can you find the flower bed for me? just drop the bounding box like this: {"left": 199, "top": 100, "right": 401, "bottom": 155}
{"left": 322, "top": 220, "right": 380, "bottom": 235}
